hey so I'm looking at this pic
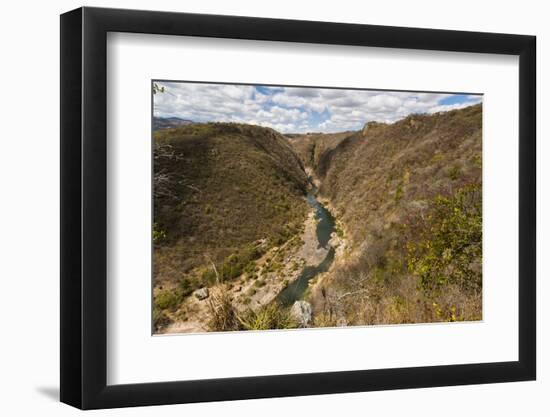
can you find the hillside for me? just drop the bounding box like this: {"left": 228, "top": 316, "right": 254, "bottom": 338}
{"left": 288, "top": 131, "right": 352, "bottom": 176}
{"left": 153, "top": 104, "right": 483, "bottom": 332}
{"left": 153, "top": 116, "right": 193, "bottom": 131}
{"left": 153, "top": 123, "right": 309, "bottom": 330}
{"left": 295, "top": 104, "right": 483, "bottom": 326}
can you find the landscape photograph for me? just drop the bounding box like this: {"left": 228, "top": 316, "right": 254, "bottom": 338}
{"left": 152, "top": 81, "right": 483, "bottom": 334}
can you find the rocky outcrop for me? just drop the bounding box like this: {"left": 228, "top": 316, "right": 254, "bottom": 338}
{"left": 290, "top": 301, "right": 312, "bottom": 327}
{"left": 361, "top": 121, "right": 386, "bottom": 137}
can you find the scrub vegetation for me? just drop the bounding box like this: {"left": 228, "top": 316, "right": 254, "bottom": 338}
{"left": 153, "top": 123, "right": 309, "bottom": 330}
{"left": 301, "top": 104, "right": 483, "bottom": 325}
{"left": 152, "top": 103, "right": 483, "bottom": 332}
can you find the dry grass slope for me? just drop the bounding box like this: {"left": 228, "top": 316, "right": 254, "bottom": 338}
{"left": 287, "top": 131, "right": 353, "bottom": 172}
{"left": 302, "top": 104, "right": 483, "bottom": 325}
{"left": 153, "top": 123, "right": 309, "bottom": 329}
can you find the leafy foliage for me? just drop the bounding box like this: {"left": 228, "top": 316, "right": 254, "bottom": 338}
{"left": 407, "top": 183, "right": 482, "bottom": 295}
{"left": 152, "top": 222, "right": 166, "bottom": 243}
{"left": 155, "top": 289, "right": 182, "bottom": 311}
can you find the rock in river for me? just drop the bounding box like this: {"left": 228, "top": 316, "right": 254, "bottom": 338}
{"left": 290, "top": 301, "right": 312, "bottom": 327}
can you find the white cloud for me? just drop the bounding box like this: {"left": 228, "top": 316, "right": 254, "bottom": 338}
{"left": 154, "top": 82, "right": 481, "bottom": 133}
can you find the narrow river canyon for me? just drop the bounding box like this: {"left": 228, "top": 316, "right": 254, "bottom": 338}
{"left": 277, "top": 180, "right": 336, "bottom": 306}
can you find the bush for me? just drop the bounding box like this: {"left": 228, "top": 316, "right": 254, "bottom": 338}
{"left": 394, "top": 182, "right": 404, "bottom": 202}
{"left": 207, "top": 288, "right": 241, "bottom": 332}
{"left": 254, "top": 279, "right": 266, "bottom": 288}
{"left": 239, "top": 303, "right": 296, "bottom": 330}
{"left": 448, "top": 165, "right": 461, "bottom": 180}
{"left": 152, "top": 222, "right": 166, "bottom": 243}
{"left": 212, "top": 244, "right": 267, "bottom": 282}
{"left": 178, "top": 277, "right": 196, "bottom": 297}
{"left": 155, "top": 289, "right": 181, "bottom": 311}
{"left": 407, "top": 183, "right": 482, "bottom": 295}
{"left": 153, "top": 307, "right": 171, "bottom": 331}
{"left": 201, "top": 268, "right": 218, "bottom": 285}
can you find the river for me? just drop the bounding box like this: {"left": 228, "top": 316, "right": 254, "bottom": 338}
{"left": 277, "top": 182, "right": 336, "bottom": 306}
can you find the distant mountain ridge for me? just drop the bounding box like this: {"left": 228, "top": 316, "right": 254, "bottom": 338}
{"left": 153, "top": 116, "right": 194, "bottom": 131}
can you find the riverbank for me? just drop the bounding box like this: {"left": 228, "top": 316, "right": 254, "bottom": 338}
{"left": 160, "top": 193, "right": 329, "bottom": 334}
{"left": 297, "top": 179, "right": 352, "bottom": 326}
{"left": 159, "top": 173, "right": 354, "bottom": 334}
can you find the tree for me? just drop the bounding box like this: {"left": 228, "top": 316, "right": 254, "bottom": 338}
{"left": 152, "top": 82, "right": 165, "bottom": 95}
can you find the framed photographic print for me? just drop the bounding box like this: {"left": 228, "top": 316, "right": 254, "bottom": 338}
{"left": 60, "top": 7, "right": 536, "bottom": 409}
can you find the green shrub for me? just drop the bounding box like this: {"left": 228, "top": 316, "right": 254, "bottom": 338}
{"left": 201, "top": 268, "right": 218, "bottom": 285}
{"left": 335, "top": 224, "right": 345, "bottom": 238}
{"left": 394, "top": 182, "right": 404, "bottom": 202}
{"left": 407, "top": 183, "right": 482, "bottom": 295}
{"left": 153, "top": 307, "right": 171, "bottom": 330}
{"left": 178, "top": 277, "right": 196, "bottom": 297}
{"left": 152, "top": 222, "right": 166, "bottom": 243}
{"left": 155, "top": 289, "right": 181, "bottom": 311}
{"left": 254, "top": 279, "right": 266, "bottom": 288}
{"left": 448, "top": 165, "right": 461, "bottom": 180}
{"left": 212, "top": 244, "right": 267, "bottom": 282}
{"left": 239, "top": 303, "right": 295, "bottom": 330}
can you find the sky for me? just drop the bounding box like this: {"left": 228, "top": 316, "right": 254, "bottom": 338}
{"left": 153, "top": 82, "right": 482, "bottom": 134}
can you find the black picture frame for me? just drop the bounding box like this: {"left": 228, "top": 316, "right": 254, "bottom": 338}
{"left": 60, "top": 6, "right": 536, "bottom": 410}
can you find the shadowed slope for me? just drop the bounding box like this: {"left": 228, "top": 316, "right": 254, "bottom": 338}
{"left": 153, "top": 122, "right": 309, "bottom": 288}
